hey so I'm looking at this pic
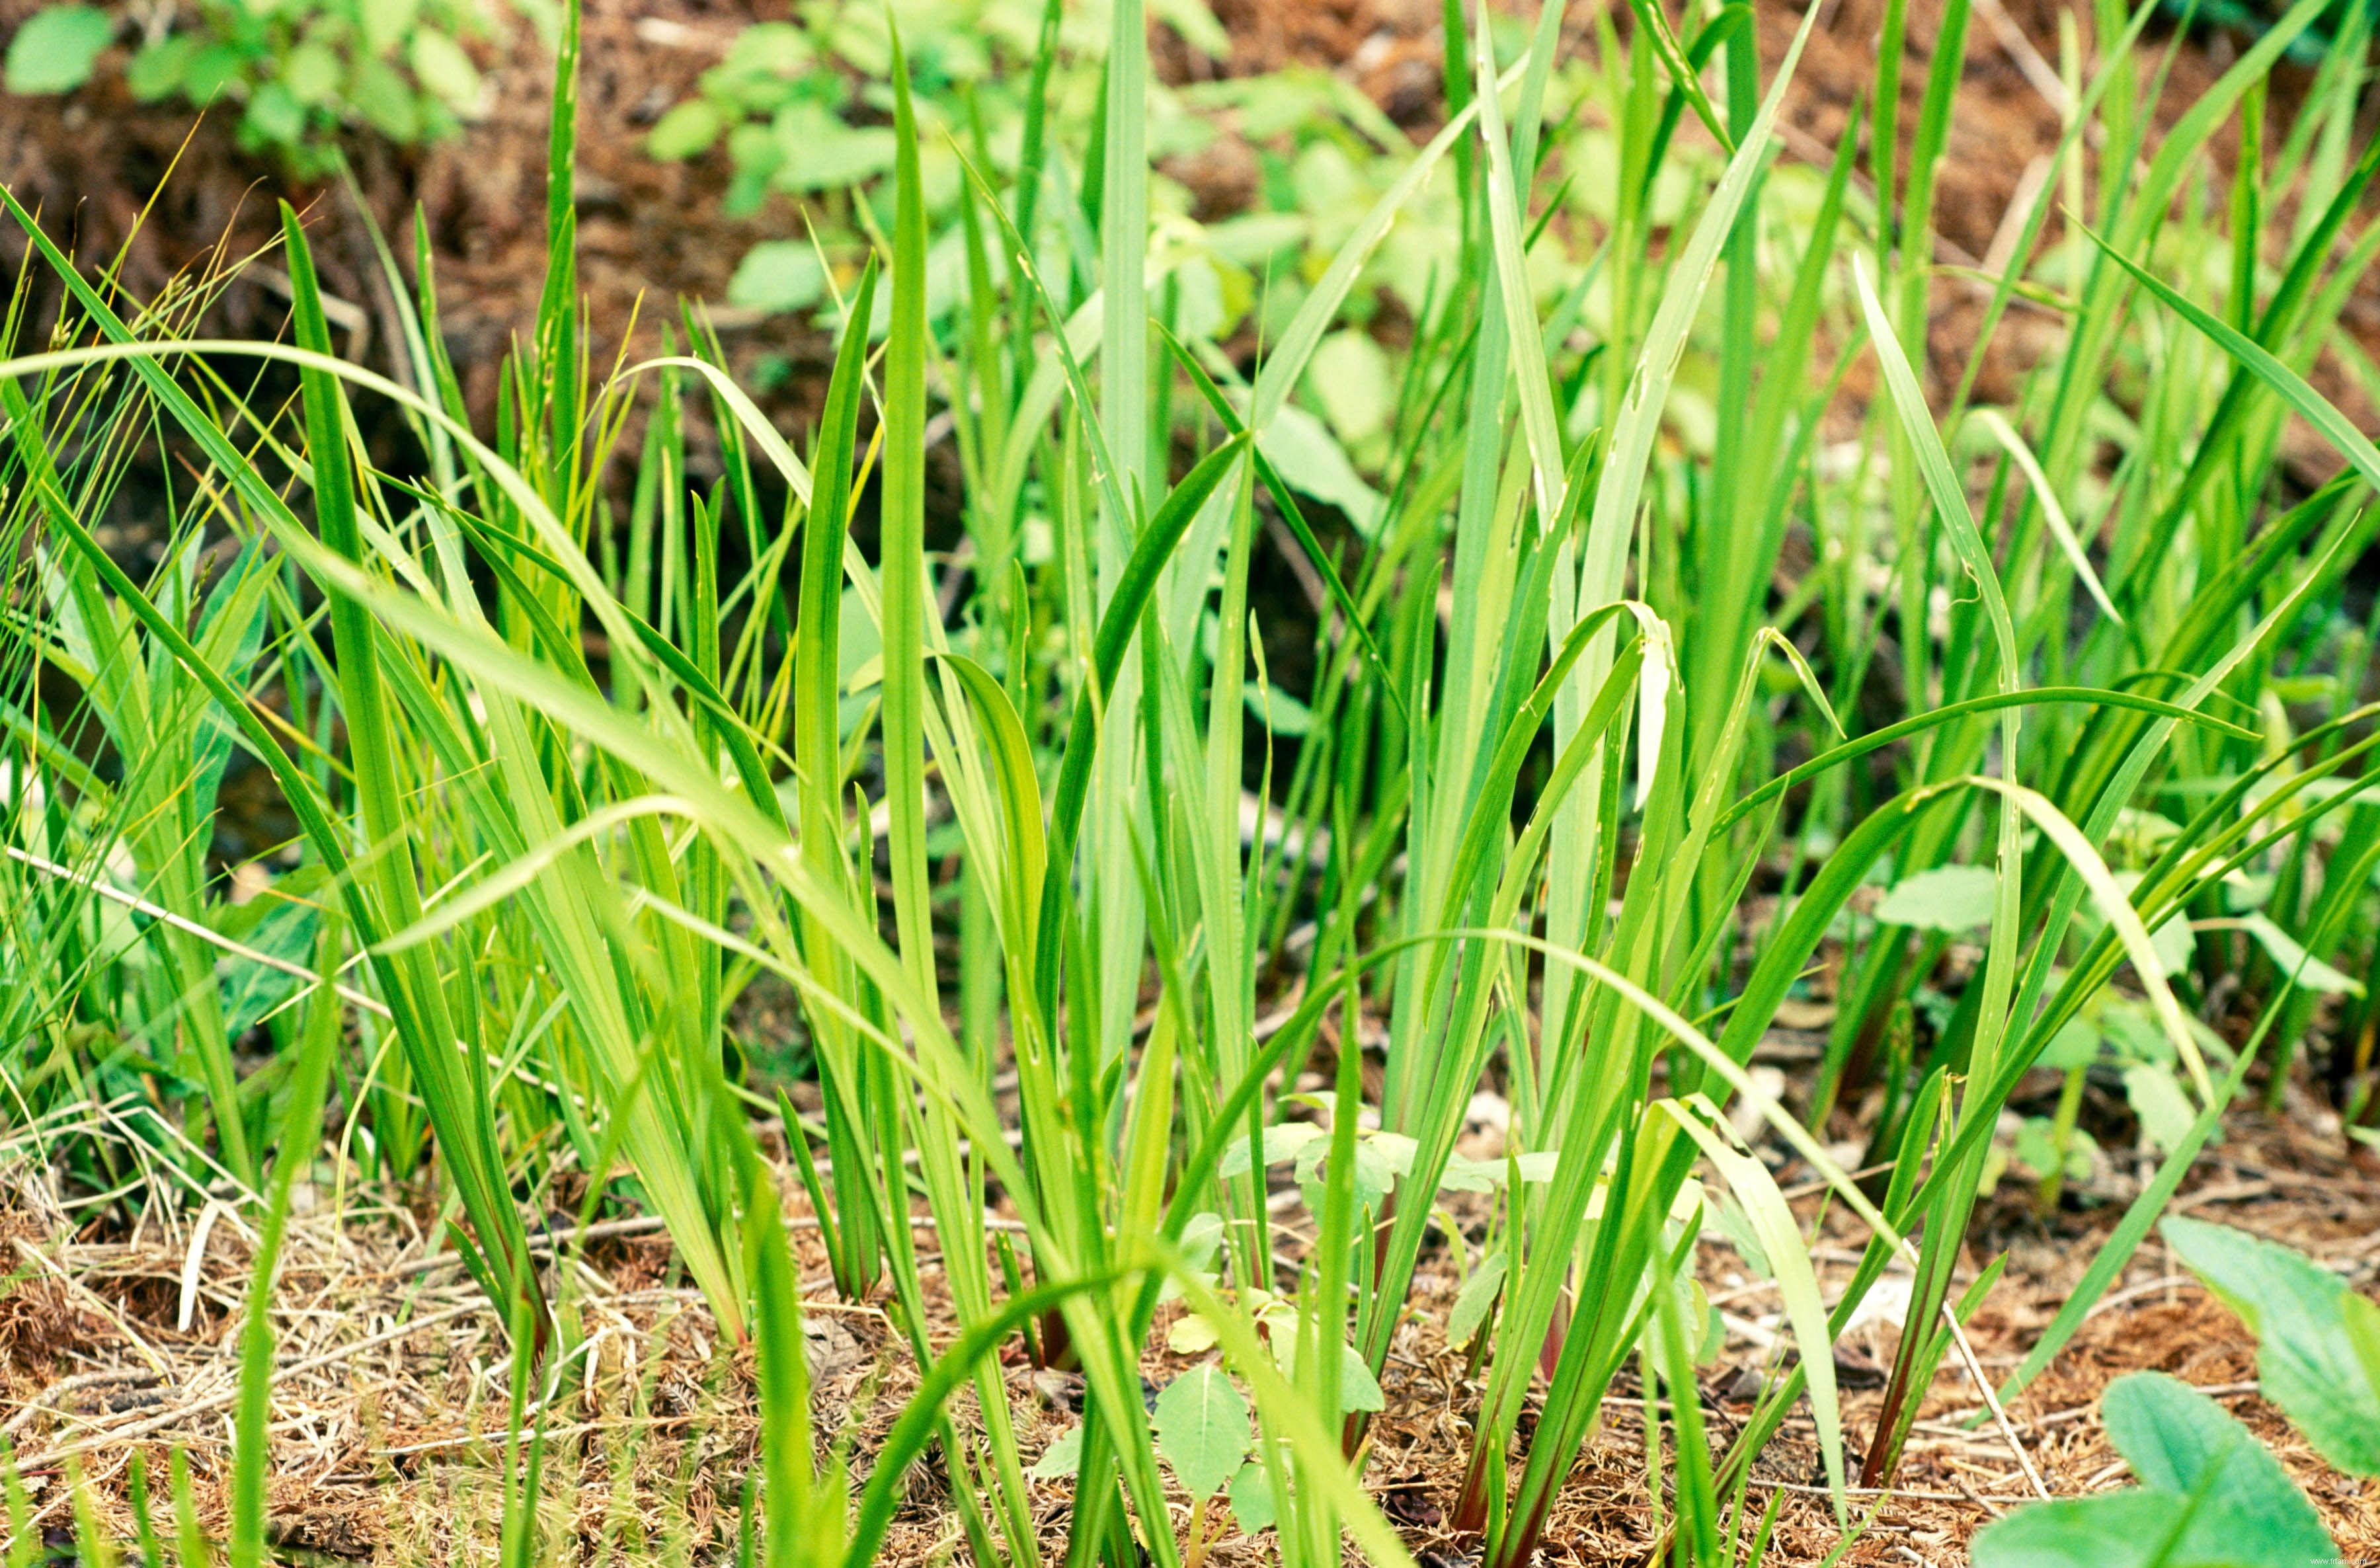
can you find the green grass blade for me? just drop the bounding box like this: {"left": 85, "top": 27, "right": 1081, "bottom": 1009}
{"left": 2090, "top": 226, "right": 2380, "bottom": 492}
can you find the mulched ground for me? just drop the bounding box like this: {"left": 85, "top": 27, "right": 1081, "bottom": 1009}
{"left": 4, "top": 1079, "right": 2377, "bottom": 1568}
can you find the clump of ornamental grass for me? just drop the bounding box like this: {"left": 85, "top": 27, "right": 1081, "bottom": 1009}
{"left": 4, "top": 0, "right": 2379, "bottom": 1565}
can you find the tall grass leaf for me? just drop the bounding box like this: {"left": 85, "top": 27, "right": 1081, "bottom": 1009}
{"left": 169, "top": 463, "right": 1028, "bottom": 1208}
{"left": 1967, "top": 409, "right": 2122, "bottom": 625}
{"left": 1577, "top": 1, "right": 1817, "bottom": 612}
{"left": 1969, "top": 778, "right": 2213, "bottom": 1100}
{"left": 744, "top": 1152, "right": 835, "bottom": 1568}
{"left": 1716, "top": 687, "right": 2254, "bottom": 833}
{"left": 1620, "top": 0, "right": 1732, "bottom": 151}
{"left": 929, "top": 652, "right": 1047, "bottom": 949}
{"left": 1662, "top": 1101, "right": 1845, "bottom": 1518}
{"left": 0, "top": 204, "right": 556, "bottom": 1312}
{"left": 1044, "top": 433, "right": 1248, "bottom": 872}
{"left": 951, "top": 149, "right": 1132, "bottom": 584}
{"left": 619, "top": 356, "right": 815, "bottom": 506}
{"left": 1755, "top": 627, "right": 1846, "bottom": 739}
{"left": 1618, "top": 602, "right": 1674, "bottom": 808}
{"left": 1160, "top": 328, "right": 1405, "bottom": 718}
{"left": 791, "top": 258, "right": 880, "bottom": 1305}
{"left": 1247, "top": 71, "right": 1509, "bottom": 430}
{"left": 881, "top": 26, "right": 936, "bottom": 999}
{"left": 1850, "top": 255, "right": 2026, "bottom": 1103}
{"left": 2089, "top": 229, "right": 2380, "bottom": 492}
{"left": 366, "top": 797, "right": 705, "bottom": 953}
{"left": 1473, "top": 23, "right": 1566, "bottom": 525}
{"left": 1099, "top": 0, "right": 1148, "bottom": 519}
{"left": 1544, "top": 3, "right": 1818, "bottom": 1007}
{"left": 230, "top": 962, "right": 340, "bottom": 1568}
{"left": 1656, "top": 1265, "right": 1721, "bottom": 1568}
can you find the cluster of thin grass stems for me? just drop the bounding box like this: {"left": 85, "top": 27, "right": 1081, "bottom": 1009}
{"left": 4, "top": 0, "right": 2379, "bottom": 1564}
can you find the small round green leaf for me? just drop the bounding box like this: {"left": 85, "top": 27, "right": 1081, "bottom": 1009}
{"left": 407, "top": 29, "right": 478, "bottom": 108}
{"left": 647, "top": 98, "right": 723, "bottom": 160}
{"left": 1975, "top": 1374, "right": 2336, "bottom": 1568}
{"left": 125, "top": 34, "right": 193, "bottom": 100}
{"left": 280, "top": 40, "right": 340, "bottom": 104}
{"left": 358, "top": 0, "right": 422, "bottom": 56}
{"left": 2164, "top": 1217, "right": 2380, "bottom": 1475}
{"left": 727, "top": 241, "right": 827, "bottom": 316}
{"left": 2038, "top": 1019, "right": 2100, "bottom": 1072}
{"left": 1027, "top": 1424, "right": 1082, "bottom": 1481}
{"left": 242, "top": 81, "right": 308, "bottom": 149}
{"left": 178, "top": 40, "right": 245, "bottom": 104}
{"left": 6, "top": 5, "right": 114, "bottom": 95}
{"left": 1227, "top": 1461, "right": 1276, "bottom": 1535}
{"left": 348, "top": 56, "right": 420, "bottom": 139}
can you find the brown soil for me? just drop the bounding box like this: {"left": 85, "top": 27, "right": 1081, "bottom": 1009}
{"left": 0, "top": 0, "right": 818, "bottom": 430}
{"left": 6, "top": 0, "right": 2371, "bottom": 430}
{"left": 5, "top": 1089, "right": 2376, "bottom": 1568}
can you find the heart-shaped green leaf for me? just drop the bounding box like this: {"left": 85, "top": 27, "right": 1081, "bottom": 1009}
{"left": 1973, "top": 1373, "right": 2334, "bottom": 1568}
{"left": 1152, "top": 1366, "right": 1250, "bottom": 1500}
{"left": 2164, "top": 1216, "right": 2380, "bottom": 1475}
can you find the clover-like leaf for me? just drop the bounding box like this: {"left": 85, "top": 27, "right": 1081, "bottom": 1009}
{"left": 727, "top": 240, "right": 828, "bottom": 317}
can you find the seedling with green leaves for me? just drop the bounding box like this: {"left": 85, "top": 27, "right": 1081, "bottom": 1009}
{"left": 2163, "top": 1218, "right": 2380, "bottom": 1477}
{"left": 6, "top": 0, "right": 499, "bottom": 169}
{"left": 1973, "top": 1373, "right": 2340, "bottom": 1568}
